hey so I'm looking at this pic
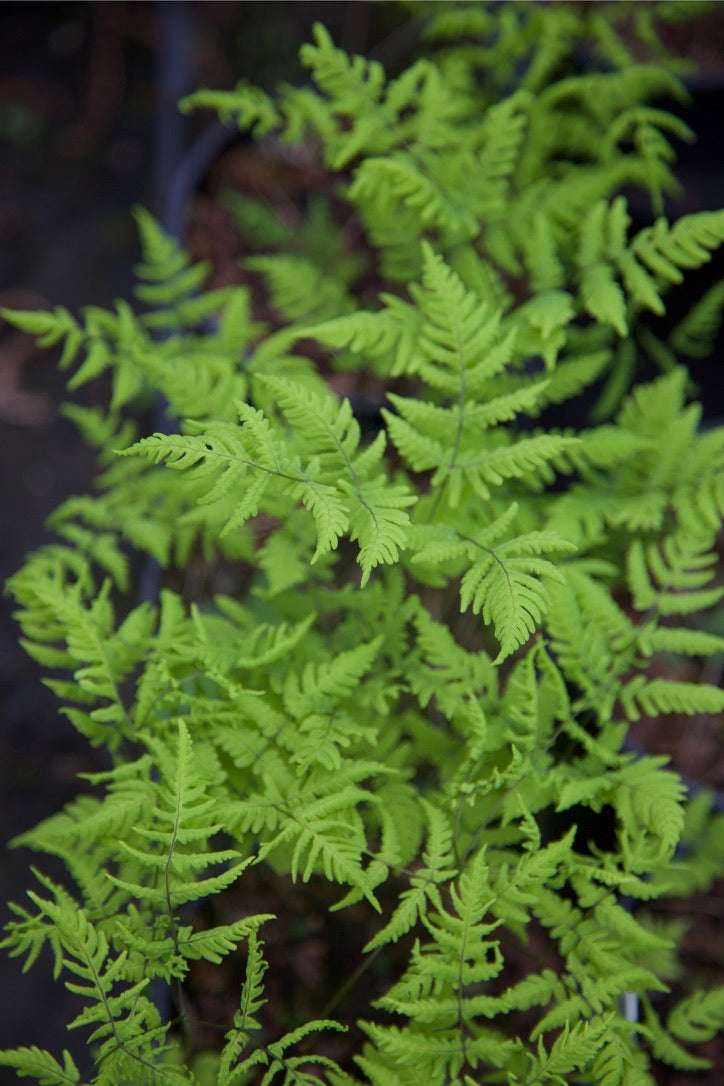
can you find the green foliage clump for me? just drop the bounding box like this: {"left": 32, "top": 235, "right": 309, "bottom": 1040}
{"left": 2, "top": 4, "right": 724, "bottom": 1083}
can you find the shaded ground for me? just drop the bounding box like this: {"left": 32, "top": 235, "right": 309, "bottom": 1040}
{"left": 0, "top": 3, "right": 722, "bottom": 1081}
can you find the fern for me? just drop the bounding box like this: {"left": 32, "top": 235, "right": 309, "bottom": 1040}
{"left": 671, "top": 277, "right": 724, "bottom": 357}
{"left": 12, "top": 890, "right": 168, "bottom": 1073}
{"left": 523, "top": 1018, "right": 611, "bottom": 1083}
{"left": 0, "top": 1047, "right": 81, "bottom": 1086}
{"left": 668, "top": 986, "right": 724, "bottom": 1050}
{"left": 246, "top": 254, "right": 356, "bottom": 324}
{"left": 365, "top": 801, "right": 456, "bottom": 952}
{"left": 2, "top": 5, "right": 724, "bottom": 1084}
{"left": 124, "top": 377, "right": 415, "bottom": 585}
{"left": 107, "top": 722, "right": 252, "bottom": 907}
{"left": 412, "top": 508, "right": 576, "bottom": 663}
{"left": 380, "top": 245, "right": 577, "bottom": 519}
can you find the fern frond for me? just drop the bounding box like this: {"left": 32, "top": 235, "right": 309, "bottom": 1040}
{"left": 621, "top": 676, "right": 724, "bottom": 722}
{"left": 414, "top": 510, "right": 575, "bottom": 663}
{"left": 259, "top": 799, "right": 380, "bottom": 909}
{"left": 260, "top": 375, "right": 361, "bottom": 463}
{"left": 218, "top": 930, "right": 268, "bottom": 1078}
{"left": 416, "top": 243, "right": 514, "bottom": 388}
{"left": 360, "top": 1020, "right": 517, "bottom": 1081}
{"left": 460, "top": 535, "right": 574, "bottom": 663}
{"left": 634, "top": 209, "right": 724, "bottom": 278}
{"left": 290, "top": 476, "right": 350, "bottom": 563}
{"left": 132, "top": 206, "right": 215, "bottom": 327}
{"left": 474, "top": 89, "right": 531, "bottom": 212}
{"left": 514, "top": 289, "right": 575, "bottom": 368}
{"left": 5, "top": 9, "right": 724, "bottom": 1082}
{"left": 176, "top": 914, "right": 274, "bottom": 965}
{"left": 381, "top": 246, "right": 578, "bottom": 505}
{"left": 108, "top": 721, "right": 251, "bottom": 911}
{"left": 10, "top": 572, "right": 155, "bottom": 748}
{"left": 260, "top": 375, "right": 414, "bottom": 577}
{"left": 343, "top": 475, "right": 415, "bottom": 585}
{"left": 671, "top": 277, "right": 724, "bottom": 358}
{"left": 642, "top": 997, "right": 712, "bottom": 1072}
{"left": 668, "top": 986, "right": 724, "bottom": 1048}
{"left": 298, "top": 23, "right": 388, "bottom": 164}
{"left": 614, "top": 757, "right": 686, "bottom": 856}
{"left": 0, "top": 1048, "right": 80, "bottom": 1085}
{"left": 638, "top": 625, "right": 724, "bottom": 658}
{"left": 247, "top": 254, "right": 354, "bottom": 323}
{"left": 376, "top": 848, "right": 504, "bottom": 1030}
{"left": 208, "top": 606, "right": 316, "bottom": 671}
{"left": 407, "top": 602, "right": 496, "bottom": 717}
{"left": 525, "top": 1017, "right": 610, "bottom": 1081}
{"left": 627, "top": 534, "right": 722, "bottom": 615}
{"left": 365, "top": 801, "right": 455, "bottom": 951}
{"left": 23, "top": 891, "right": 164, "bottom": 1065}
{"left": 590, "top": 1027, "right": 653, "bottom": 1086}
{"left": 180, "top": 82, "right": 280, "bottom": 136}
{"left": 120, "top": 404, "right": 292, "bottom": 540}
{"left": 0, "top": 304, "right": 85, "bottom": 371}
{"left": 452, "top": 432, "right": 577, "bottom": 499}
{"left": 421, "top": 5, "right": 496, "bottom": 43}
{"left": 2, "top": 299, "right": 150, "bottom": 409}
{"left": 349, "top": 151, "right": 478, "bottom": 241}
{"left": 576, "top": 199, "right": 628, "bottom": 333}
{"left": 282, "top": 637, "right": 383, "bottom": 720}
{"left": 298, "top": 295, "right": 422, "bottom": 378}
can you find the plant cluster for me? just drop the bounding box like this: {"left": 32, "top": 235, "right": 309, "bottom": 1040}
{"left": 2, "top": 3, "right": 724, "bottom": 1084}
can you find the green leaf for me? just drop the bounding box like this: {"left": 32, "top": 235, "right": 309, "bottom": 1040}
{"left": 459, "top": 528, "right": 576, "bottom": 663}
{"left": 668, "top": 987, "right": 724, "bottom": 1047}
{"left": 0, "top": 1048, "right": 80, "bottom": 1085}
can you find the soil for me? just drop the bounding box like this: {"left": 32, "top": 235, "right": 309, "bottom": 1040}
{"left": 0, "top": 3, "right": 722, "bottom": 1082}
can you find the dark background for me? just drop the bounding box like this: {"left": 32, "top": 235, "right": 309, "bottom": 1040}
{"left": 0, "top": 2, "right": 722, "bottom": 1078}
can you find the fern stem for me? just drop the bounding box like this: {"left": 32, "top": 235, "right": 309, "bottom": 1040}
{"left": 320, "top": 943, "right": 385, "bottom": 1018}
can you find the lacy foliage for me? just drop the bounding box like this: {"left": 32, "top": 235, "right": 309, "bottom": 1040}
{"left": 2, "top": 3, "right": 724, "bottom": 1084}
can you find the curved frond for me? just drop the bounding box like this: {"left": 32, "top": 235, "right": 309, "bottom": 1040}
{"left": 0, "top": 1047, "right": 80, "bottom": 1086}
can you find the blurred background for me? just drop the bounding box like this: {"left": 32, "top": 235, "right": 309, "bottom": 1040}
{"left": 0, "top": 2, "right": 722, "bottom": 1078}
